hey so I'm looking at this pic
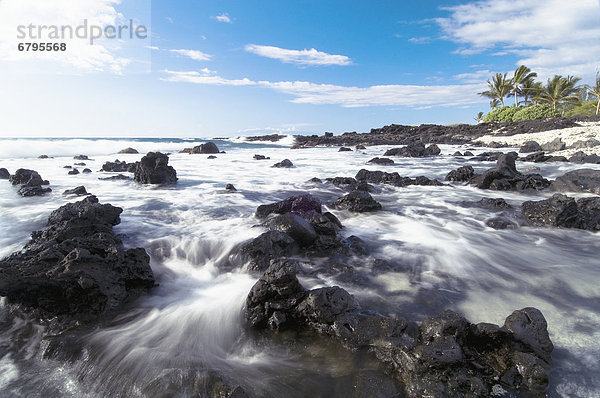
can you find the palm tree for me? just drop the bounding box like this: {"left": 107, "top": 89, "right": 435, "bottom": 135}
{"left": 489, "top": 98, "right": 500, "bottom": 109}
{"left": 479, "top": 73, "right": 512, "bottom": 108}
{"left": 474, "top": 111, "right": 484, "bottom": 123}
{"left": 511, "top": 65, "right": 537, "bottom": 107}
{"left": 526, "top": 81, "right": 544, "bottom": 105}
{"left": 535, "top": 75, "right": 582, "bottom": 111}
{"left": 584, "top": 72, "right": 600, "bottom": 115}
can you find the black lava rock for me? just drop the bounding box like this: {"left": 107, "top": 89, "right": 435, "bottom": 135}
{"left": 272, "top": 159, "right": 294, "bottom": 168}
{"left": 520, "top": 141, "right": 542, "bottom": 153}
{"left": 190, "top": 142, "right": 220, "bottom": 154}
{"left": 551, "top": 169, "right": 600, "bottom": 194}
{"left": 133, "top": 152, "right": 177, "bottom": 185}
{"left": 118, "top": 147, "right": 139, "bottom": 154}
{"left": 445, "top": 165, "right": 474, "bottom": 182}
{"left": 522, "top": 194, "right": 600, "bottom": 231}
{"left": 333, "top": 191, "right": 382, "bottom": 212}
{"left": 63, "top": 186, "right": 89, "bottom": 196}
{"left": 0, "top": 168, "right": 10, "bottom": 179}
{"left": 367, "top": 157, "right": 395, "bottom": 165}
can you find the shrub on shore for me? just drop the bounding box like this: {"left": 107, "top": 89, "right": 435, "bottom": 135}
{"left": 565, "top": 100, "right": 599, "bottom": 117}
{"left": 483, "top": 106, "right": 519, "bottom": 122}
{"left": 512, "top": 104, "right": 561, "bottom": 121}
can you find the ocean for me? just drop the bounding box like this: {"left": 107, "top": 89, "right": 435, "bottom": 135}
{"left": 0, "top": 137, "right": 599, "bottom": 397}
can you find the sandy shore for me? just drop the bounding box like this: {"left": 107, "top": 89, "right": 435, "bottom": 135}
{"left": 475, "top": 121, "right": 600, "bottom": 157}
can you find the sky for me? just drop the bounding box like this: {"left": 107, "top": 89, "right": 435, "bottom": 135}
{"left": 0, "top": 0, "right": 599, "bottom": 137}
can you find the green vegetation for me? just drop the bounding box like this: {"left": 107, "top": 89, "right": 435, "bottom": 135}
{"left": 478, "top": 66, "right": 600, "bottom": 121}
{"left": 512, "top": 104, "right": 561, "bottom": 121}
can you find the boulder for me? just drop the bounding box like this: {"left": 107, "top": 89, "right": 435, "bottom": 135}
{"left": 570, "top": 139, "right": 600, "bottom": 149}
{"left": 445, "top": 165, "right": 474, "bottom": 182}
{"left": 256, "top": 194, "right": 322, "bottom": 219}
{"left": 540, "top": 138, "right": 566, "bottom": 152}
{"left": 9, "top": 169, "right": 51, "bottom": 197}
{"left": 265, "top": 213, "right": 318, "bottom": 247}
{"left": 99, "top": 174, "right": 130, "bottom": 181}
{"left": 133, "top": 152, "right": 177, "bottom": 185}
{"left": 272, "top": 159, "right": 294, "bottom": 168}
{"left": 63, "top": 186, "right": 89, "bottom": 196}
{"left": 486, "top": 217, "right": 517, "bottom": 229}
{"left": 452, "top": 151, "right": 463, "bottom": 156}
{"left": 423, "top": 144, "right": 441, "bottom": 156}
{"left": 333, "top": 191, "right": 382, "bottom": 212}
{"left": 68, "top": 169, "right": 80, "bottom": 175}
{"left": 356, "top": 144, "right": 367, "bottom": 150}
{"left": 239, "top": 231, "right": 299, "bottom": 272}
{"left": 225, "top": 183, "right": 237, "bottom": 192}
{"left": 367, "top": 157, "right": 395, "bottom": 165}
{"left": 17, "top": 186, "right": 52, "bottom": 197}
{"left": 471, "top": 152, "right": 551, "bottom": 192}
{"left": 0, "top": 168, "right": 9, "bottom": 179}
{"left": 551, "top": 169, "right": 600, "bottom": 194}
{"left": 0, "top": 196, "right": 154, "bottom": 320}
{"left": 102, "top": 160, "right": 134, "bottom": 173}
{"left": 356, "top": 169, "right": 444, "bottom": 187}
{"left": 38, "top": 155, "right": 50, "bottom": 159}
{"left": 523, "top": 152, "right": 551, "bottom": 163}
{"left": 519, "top": 141, "right": 542, "bottom": 153}
{"left": 82, "top": 168, "right": 92, "bottom": 174}
{"left": 568, "top": 151, "right": 600, "bottom": 164}
{"left": 384, "top": 143, "right": 440, "bottom": 157}
{"left": 190, "top": 142, "right": 220, "bottom": 154}
{"left": 253, "top": 154, "right": 270, "bottom": 160}
{"left": 521, "top": 194, "right": 600, "bottom": 230}
{"left": 339, "top": 147, "right": 352, "bottom": 152}
{"left": 118, "top": 147, "right": 139, "bottom": 154}
{"left": 73, "top": 155, "right": 89, "bottom": 160}
{"left": 474, "top": 197, "right": 512, "bottom": 210}
{"left": 207, "top": 155, "right": 217, "bottom": 159}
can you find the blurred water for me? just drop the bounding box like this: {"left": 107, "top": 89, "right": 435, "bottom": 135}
{"left": 0, "top": 138, "right": 599, "bottom": 397}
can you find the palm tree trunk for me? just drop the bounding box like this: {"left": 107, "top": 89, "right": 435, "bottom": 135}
{"left": 596, "top": 99, "right": 599, "bottom": 115}
{"left": 514, "top": 87, "right": 518, "bottom": 107}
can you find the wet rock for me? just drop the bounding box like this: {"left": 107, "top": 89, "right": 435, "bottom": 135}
{"left": 356, "top": 144, "right": 366, "bottom": 150}
{"left": 82, "top": 168, "right": 92, "bottom": 174}
{"left": 551, "top": 169, "right": 600, "bottom": 194}
{"left": 540, "top": 137, "right": 566, "bottom": 152}
{"left": 523, "top": 152, "right": 551, "bottom": 163}
{"left": 68, "top": 169, "right": 80, "bottom": 175}
{"left": 452, "top": 151, "right": 463, "bottom": 156}
{"left": 133, "top": 152, "right": 177, "bottom": 185}
{"left": 240, "top": 231, "right": 299, "bottom": 272}
{"left": 367, "top": 157, "right": 394, "bottom": 165}
{"left": 469, "top": 151, "right": 504, "bottom": 162}
{"left": 64, "top": 165, "right": 72, "bottom": 169}
{"left": 326, "top": 176, "right": 357, "bottom": 186}
{"left": 73, "top": 155, "right": 89, "bottom": 160}
{"left": 265, "top": 213, "right": 318, "bottom": 247}
{"left": 253, "top": 154, "right": 270, "bottom": 160}
{"left": 339, "top": 147, "right": 352, "bottom": 152}
{"left": 568, "top": 151, "right": 600, "bottom": 164}
{"left": 63, "top": 186, "right": 89, "bottom": 196}
{"left": 9, "top": 169, "right": 51, "bottom": 197}
{"left": 474, "top": 197, "right": 512, "bottom": 210}
{"left": 463, "top": 151, "right": 474, "bottom": 156}
{"left": 471, "top": 152, "right": 550, "bottom": 192}
{"left": 445, "top": 165, "right": 474, "bottom": 182}
{"left": 333, "top": 191, "right": 382, "bottom": 212}
{"left": 190, "top": 142, "right": 220, "bottom": 154}
{"left": 38, "top": 155, "right": 51, "bottom": 159}
{"left": 520, "top": 141, "right": 542, "bottom": 153}
{"left": 0, "top": 196, "right": 154, "bottom": 321}
{"left": 0, "top": 168, "right": 9, "bottom": 179}
{"left": 576, "top": 197, "right": 600, "bottom": 231}
{"left": 384, "top": 143, "right": 440, "bottom": 157}
{"left": 74, "top": 162, "right": 86, "bottom": 166}
{"left": 308, "top": 177, "right": 322, "bottom": 183}
{"left": 356, "top": 169, "right": 444, "bottom": 188}
{"left": 102, "top": 160, "right": 134, "bottom": 173}
{"left": 486, "top": 217, "right": 517, "bottom": 230}
{"left": 504, "top": 307, "right": 554, "bottom": 363}
{"left": 521, "top": 194, "right": 588, "bottom": 229}
{"left": 272, "top": 159, "right": 294, "bottom": 168}
{"left": 225, "top": 183, "right": 237, "bottom": 192}
{"left": 207, "top": 155, "right": 217, "bottom": 159}
{"left": 570, "top": 138, "right": 600, "bottom": 149}
{"left": 256, "top": 194, "right": 322, "bottom": 219}
{"left": 118, "top": 147, "right": 139, "bottom": 154}
{"left": 99, "top": 174, "right": 130, "bottom": 181}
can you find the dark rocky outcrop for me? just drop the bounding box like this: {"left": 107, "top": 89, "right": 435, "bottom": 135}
{"left": 38, "top": 155, "right": 51, "bottom": 159}
{"left": 551, "top": 169, "right": 600, "bottom": 194}
{"left": 245, "top": 134, "right": 286, "bottom": 142}
{"left": 244, "top": 260, "right": 553, "bottom": 397}
{"left": 568, "top": 151, "right": 600, "bottom": 164}
{"left": 570, "top": 138, "right": 600, "bottom": 149}
{"left": 73, "top": 155, "right": 89, "bottom": 160}
{"left": 118, "top": 147, "right": 139, "bottom": 154}
{"left": 355, "top": 169, "right": 444, "bottom": 188}
{"left": 99, "top": 174, "right": 130, "bottom": 181}
{"left": 474, "top": 197, "right": 512, "bottom": 210}
{"left": 190, "top": 142, "right": 220, "bottom": 154}
{"left": 256, "top": 194, "right": 322, "bottom": 219}
{"left": 445, "top": 165, "right": 474, "bottom": 182}
{"left": 0, "top": 196, "right": 154, "bottom": 321}
{"left": 521, "top": 194, "right": 600, "bottom": 231}
{"left": 469, "top": 151, "right": 504, "bottom": 162}
{"left": 133, "top": 152, "right": 177, "bottom": 185}
{"left": 470, "top": 152, "right": 551, "bottom": 192}
{"left": 541, "top": 137, "right": 566, "bottom": 152}
{"left": 367, "top": 157, "right": 394, "bottom": 165}
{"left": 486, "top": 217, "right": 518, "bottom": 229}
{"left": 520, "top": 141, "right": 542, "bottom": 153}
{"left": 0, "top": 168, "right": 9, "bottom": 179}
{"left": 272, "top": 159, "right": 294, "bottom": 168}
{"left": 68, "top": 169, "right": 80, "bottom": 175}
{"left": 384, "top": 143, "right": 440, "bottom": 157}
{"left": 332, "top": 191, "right": 382, "bottom": 212}
{"left": 253, "top": 154, "right": 270, "bottom": 160}
{"left": 63, "top": 186, "right": 89, "bottom": 196}
{"left": 207, "top": 155, "right": 217, "bottom": 159}
{"left": 452, "top": 151, "right": 463, "bottom": 156}
{"left": 102, "top": 160, "right": 136, "bottom": 173}
{"left": 9, "top": 169, "right": 51, "bottom": 197}
{"left": 339, "top": 147, "right": 352, "bottom": 152}
{"left": 74, "top": 162, "right": 86, "bottom": 166}
{"left": 82, "top": 168, "right": 92, "bottom": 174}
{"left": 225, "top": 183, "right": 237, "bottom": 192}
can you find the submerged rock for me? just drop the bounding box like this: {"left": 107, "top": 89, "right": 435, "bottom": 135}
{"left": 102, "top": 160, "right": 136, "bottom": 173}
{"left": 521, "top": 193, "right": 600, "bottom": 231}
{"left": 384, "top": 143, "right": 441, "bottom": 157}
{"left": 133, "top": 152, "right": 177, "bottom": 185}
{"left": 118, "top": 147, "right": 139, "bottom": 154}
{"left": 332, "top": 190, "right": 382, "bottom": 212}
{"left": 445, "top": 165, "right": 474, "bottom": 182}
{"left": 190, "top": 142, "right": 220, "bottom": 154}
{"left": 551, "top": 169, "right": 600, "bottom": 194}
{"left": 0, "top": 196, "right": 154, "bottom": 321}
{"left": 355, "top": 169, "right": 444, "bottom": 187}
{"left": 0, "top": 168, "right": 10, "bottom": 179}
{"left": 99, "top": 174, "right": 130, "bottom": 181}
{"left": 68, "top": 169, "right": 80, "bottom": 175}
{"left": 470, "top": 152, "right": 550, "bottom": 192}
{"left": 367, "top": 157, "right": 394, "bottom": 165}
{"left": 339, "top": 147, "right": 352, "bottom": 152}
{"left": 253, "top": 154, "right": 270, "bottom": 160}
{"left": 272, "top": 159, "right": 294, "bottom": 168}
{"left": 63, "top": 186, "right": 89, "bottom": 196}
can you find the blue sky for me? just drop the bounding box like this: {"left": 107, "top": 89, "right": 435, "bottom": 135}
{"left": 0, "top": 0, "right": 599, "bottom": 137}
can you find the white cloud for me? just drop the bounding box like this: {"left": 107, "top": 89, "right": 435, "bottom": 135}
{"left": 0, "top": 0, "right": 148, "bottom": 73}
{"left": 408, "top": 37, "right": 432, "bottom": 44}
{"left": 169, "top": 49, "right": 212, "bottom": 61}
{"left": 437, "top": 0, "right": 600, "bottom": 80}
{"left": 245, "top": 44, "right": 352, "bottom": 66}
{"left": 166, "top": 17, "right": 173, "bottom": 23}
{"left": 213, "top": 13, "right": 232, "bottom": 23}
{"left": 453, "top": 69, "right": 495, "bottom": 84}
{"left": 162, "top": 69, "right": 486, "bottom": 108}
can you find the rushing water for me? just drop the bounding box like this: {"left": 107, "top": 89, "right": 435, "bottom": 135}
{"left": 0, "top": 137, "right": 599, "bottom": 397}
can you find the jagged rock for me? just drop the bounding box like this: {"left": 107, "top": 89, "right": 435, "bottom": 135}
{"left": 265, "top": 213, "right": 318, "bottom": 247}
{"left": 551, "top": 169, "right": 600, "bottom": 194}
{"left": 0, "top": 168, "right": 9, "bottom": 179}
{"left": 102, "top": 160, "right": 134, "bottom": 172}
{"left": 520, "top": 141, "right": 542, "bottom": 153}
{"left": 570, "top": 138, "right": 600, "bottom": 149}
{"left": 471, "top": 152, "right": 550, "bottom": 192}
{"left": 452, "top": 151, "right": 463, "bottom": 156}
{"left": 568, "top": 151, "right": 600, "bottom": 164}
{"left": 521, "top": 193, "right": 600, "bottom": 231}
{"left": 73, "top": 155, "right": 89, "bottom": 160}
{"left": 239, "top": 231, "right": 299, "bottom": 272}
{"left": 0, "top": 196, "right": 154, "bottom": 320}
{"left": 445, "top": 165, "right": 474, "bottom": 182}
{"left": 474, "top": 197, "right": 512, "bottom": 210}
{"left": 118, "top": 147, "right": 139, "bottom": 154}
{"left": 272, "top": 159, "right": 294, "bottom": 168}
{"left": 523, "top": 152, "right": 551, "bottom": 163}
{"left": 486, "top": 217, "right": 517, "bottom": 229}
{"left": 384, "top": 143, "right": 440, "bottom": 157}
{"left": 540, "top": 137, "right": 566, "bottom": 152}
{"left": 225, "top": 183, "right": 237, "bottom": 192}
{"left": 9, "top": 169, "right": 51, "bottom": 197}
{"left": 133, "top": 152, "right": 177, "bottom": 185}
{"left": 356, "top": 144, "right": 367, "bottom": 150}
{"left": 256, "top": 194, "right": 322, "bottom": 219}
{"left": 17, "top": 185, "right": 52, "bottom": 197}
{"left": 68, "top": 169, "right": 80, "bottom": 175}
{"left": 190, "top": 142, "right": 220, "bottom": 154}
{"left": 63, "top": 186, "right": 89, "bottom": 196}
{"left": 355, "top": 169, "right": 444, "bottom": 187}
{"left": 367, "top": 157, "right": 395, "bottom": 165}
{"left": 333, "top": 191, "right": 382, "bottom": 212}
{"left": 99, "top": 174, "right": 130, "bottom": 181}
{"left": 253, "top": 154, "right": 270, "bottom": 160}
{"left": 339, "top": 147, "right": 352, "bottom": 152}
